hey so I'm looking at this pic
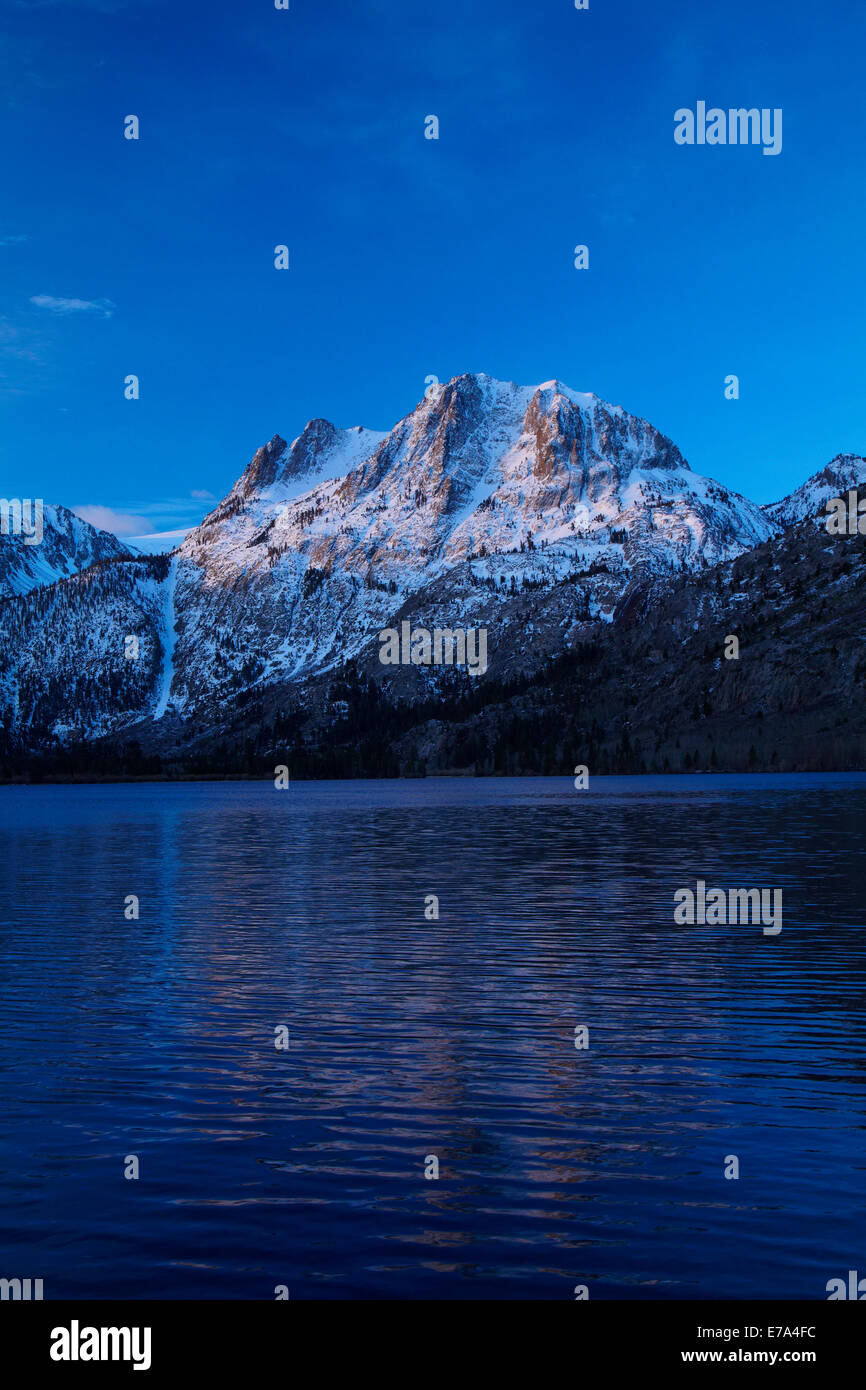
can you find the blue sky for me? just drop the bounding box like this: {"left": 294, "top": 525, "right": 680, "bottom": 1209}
{"left": 1, "top": 0, "right": 864, "bottom": 536}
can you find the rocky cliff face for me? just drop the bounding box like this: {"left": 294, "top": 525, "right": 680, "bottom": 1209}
{"left": 166, "top": 373, "right": 775, "bottom": 720}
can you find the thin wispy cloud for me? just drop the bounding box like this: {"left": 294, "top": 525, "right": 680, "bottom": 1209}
{"left": 71, "top": 505, "right": 150, "bottom": 537}
{"left": 14, "top": 0, "right": 144, "bottom": 10}
{"left": 30, "top": 294, "right": 115, "bottom": 318}
{"left": 0, "top": 234, "right": 28, "bottom": 246}
{"left": 0, "top": 317, "right": 39, "bottom": 361}
{"left": 70, "top": 494, "right": 216, "bottom": 539}
{"left": 0, "top": 315, "right": 48, "bottom": 396}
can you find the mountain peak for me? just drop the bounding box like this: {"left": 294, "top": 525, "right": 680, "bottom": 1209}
{"left": 766, "top": 453, "right": 866, "bottom": 528}
{"left": 0, "top": 502, "right": 131, "bottom": 599}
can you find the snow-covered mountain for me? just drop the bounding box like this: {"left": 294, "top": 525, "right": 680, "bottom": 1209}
{"left": 0, "top": 502, "right": 131, "bottom": 599}
{"left": 161, "top": 373, "right": 774, "bottom": 710}
{"left": 765, "top": 454, "right": 866, "bottom": 529}
{"left": 190, "top": 373, "right": 772, "bottom": 581}
{"left": 0, "top": 372, "right": 843, "bottom": 757}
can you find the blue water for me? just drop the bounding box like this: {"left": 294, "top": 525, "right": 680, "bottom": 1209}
{"left": 0, "top": 774, "right": 864, "bottom": 1300}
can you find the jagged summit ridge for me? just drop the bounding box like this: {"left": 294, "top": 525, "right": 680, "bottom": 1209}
{"left": 185, "top": 372, "right": 772, "bottom": 587}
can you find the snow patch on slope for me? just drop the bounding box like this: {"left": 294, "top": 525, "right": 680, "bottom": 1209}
{"left": 154, "top": 556, "right": 178, "bottom": 719}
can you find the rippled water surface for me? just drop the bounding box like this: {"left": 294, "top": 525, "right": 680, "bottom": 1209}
{"left": 0, "top": 774, "right": 864, "bottom": 1299}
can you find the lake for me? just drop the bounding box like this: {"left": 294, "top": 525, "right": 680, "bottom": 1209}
{"left": 0, "top": 774, "right": 864, "bottom": 1299}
